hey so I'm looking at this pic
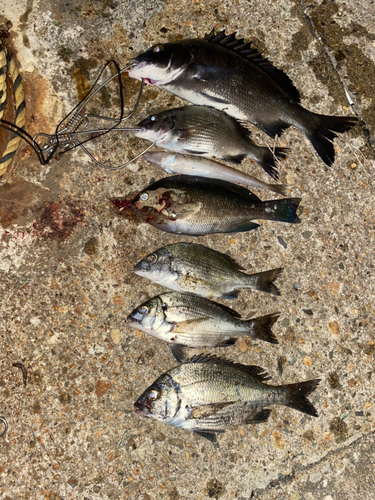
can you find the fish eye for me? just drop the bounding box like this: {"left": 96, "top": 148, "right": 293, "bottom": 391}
{"left": 148, "top": 389, "right": 159, "bottom": 400}
{"left": 140, "top": 192, "right": 149, "bottom": 201}
{"left": 150, "top": 116, "right": 156, "bottom": 122}
{"left": 153, "top": 44, "right": 164, "bottom": 53}
{"left": 139, "top": 305, "right": 148, "bottom": 314}
{"left": 146, "top": 254, "right": 157, "bottom": 263}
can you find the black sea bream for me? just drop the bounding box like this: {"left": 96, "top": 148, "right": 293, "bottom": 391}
{"left": 129, "top": 30, "right": 357, "bottom": 166}
{"left": 127, "top": 175, "right": 301, "bottom": 235}
{"left": 134, "top": 354, "right": 320, "bottom": 442}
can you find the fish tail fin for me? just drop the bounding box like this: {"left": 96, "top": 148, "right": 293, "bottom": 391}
{"left": 253, "top": 147, "right": 289, "bottom": 180}
{"left": 243, "top": 267, "right": 283, "bottom": 295}
{"left": 245, "top": 312, "right": 280, "bottom": 344}
{"left": 306, "top": 114, "right": 358, "bottom": 166}
{"left": 262, "top": 198, "right": 302, "bottom": 223}
{"left": 283, "top": 379, "right": 320, "bottom": 416}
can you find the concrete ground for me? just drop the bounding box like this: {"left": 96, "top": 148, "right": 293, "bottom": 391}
{"left": 0, "top": 0, "right": 374, "bottom": 499}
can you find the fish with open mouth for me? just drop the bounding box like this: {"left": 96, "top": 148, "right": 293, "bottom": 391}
{"left": 128, "top": 30, "right": 357, "bottom": 167}
{"left": 135, "top": 105, "right": 289, "bottom": 179}
{"left": 134, "top": 354, "right": 320, "bottom": 443}
{"left": 118, "top": 175, "right": 301, "bottom": 235}
{"left": 133, "top": 242, "right": 283, "bottom": 299}
{"left": 144, "top": 152, "right": 287, "bottom": 195}
{"left": 127, "top": 291, "right": 280, "bottom": 362}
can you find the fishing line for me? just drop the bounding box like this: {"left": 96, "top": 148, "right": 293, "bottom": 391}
{"left": 0, "top": 60, "right": 145, "bottom": 171}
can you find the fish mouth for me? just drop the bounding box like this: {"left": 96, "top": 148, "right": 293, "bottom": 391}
{"left": 128, "top": 60, "right": 160, "bottom": 85}
{"left": 134, "top": 401, "right": 149, "bottom": 416}
{"left": 126, "top": 313, "right": 141, "bottom": 326}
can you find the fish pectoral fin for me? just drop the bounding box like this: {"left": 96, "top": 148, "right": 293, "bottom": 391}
{"left": 164, "top": 202, "right": 202, "bottom": 220}
{"left": 172, "top": 317, "right": 212, "bottom": 333}
{"left": 200, "top": 92, "right": 230, "bottom": 105}
{"left": 190, "top": 401, "right": 236, "bottom": 419}
{"left": 193, "top": 430, "right": 222, "bottom": 443}
{"left": 169, "top": 343, "right": 187, "bottom": 364}
{"left": 244, "top": 408, "right": 272, "bottom": 425}
{"left": 177, "top": 126, "right": 203, "bottom": 142}
{"left": 182, "top": 149, "right": 209, "bottom": 156}
{"left": 194, "top": 65, "right": 244, "bottom": 83}
{"left": 214, "top": 338, "right": 237, "bottom": 347}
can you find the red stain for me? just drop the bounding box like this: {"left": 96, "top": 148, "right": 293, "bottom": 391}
{"left": 33, "top": 201, "right": 85, "bottom": 240}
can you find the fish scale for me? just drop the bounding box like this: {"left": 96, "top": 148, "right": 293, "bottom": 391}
{"left": 129, "top": 30, "right": 357, "bottom": 167}
{"left": 134, "top": 355, "right": 320, "bottom": 441}
{"left": 135, "top": 105, "right": 288, "bottom": 179}
{"left": 133, "top": 242, "right": 283, "bottom": 299}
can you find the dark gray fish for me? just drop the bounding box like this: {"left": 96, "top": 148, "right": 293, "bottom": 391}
{"left": 135, "top": 105, "right": 289, "bottom": 179}
{"left": 128, "top": 30, "right": 357, "bottom": 166}
{"left": 124, "top": 175, "right": 301, "bottom": 235}
{"left": 134, "top": 354, "right": 320, "bottom": 442}
{"left": 127, "top": 291, "right": 280, "bottom": 362}
{"left": 133, "top": 242, "right": 283, "bottom": 299}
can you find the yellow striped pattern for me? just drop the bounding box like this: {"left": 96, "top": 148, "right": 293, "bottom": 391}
{"left": 0, "top": 43, "right": 26, "bottom": 184}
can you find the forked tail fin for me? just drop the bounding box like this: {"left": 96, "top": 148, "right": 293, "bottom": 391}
{"left": 242, "top": 267, "right": 283, "bottom": 295}
{"left": 262, "top": 198, "right": 302, "bottom": 223}
{"left": 245, "top": 312, "right": 280, "bottom": 344}
{"left": 307, "top": 114, "right": 358, "bottom": 166}
{"left": 257, "top": 147, "right": 289, "bottom": 180}
{"left": 283, "top": 379, "right": 321, "bottom": 416}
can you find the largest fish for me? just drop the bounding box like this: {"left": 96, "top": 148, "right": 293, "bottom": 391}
{"left": 128, "top": 29, "right": 357, "bottom": 166}
{"left": 134, "top": 354, "right": 320, "bottom": 443}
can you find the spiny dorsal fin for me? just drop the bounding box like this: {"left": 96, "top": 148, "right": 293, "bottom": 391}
{"left": 185, "top": 353, "right": 271, "bottom": 381}
{"left": 204, "top": 29, "right": 300, "bottom": 103}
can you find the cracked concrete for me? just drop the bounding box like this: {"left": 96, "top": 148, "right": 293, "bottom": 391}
{"left": 0, "top": 0, "right": 374, "bottom": 499}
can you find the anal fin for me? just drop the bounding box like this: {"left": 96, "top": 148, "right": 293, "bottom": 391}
{"left": 256, "top": 121, "right": 290, "bottom": 139}
{"left": 244, "top": 408, "right": 272, "bottom": 424}
{"left": 193, "top": 430, "right": 221, "bottom": 443}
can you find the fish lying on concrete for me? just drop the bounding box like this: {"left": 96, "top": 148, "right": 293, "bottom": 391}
{"left": 128, "top": 30, "right": 357, "bottom": 167}
{"left": 133, "top": 242, "right": 283, "bottom": 299}
{"left": 121, "top": 175, "right": 301, "bottom": 235}
{"left": 134, "top": 354, "right": 320, "bottom": 442}
{"left": 135, "top": 105, "right": 289, "bottom": 179}
{"left": 144, "top": 152, "right": 287, "bottom": 195}
{"left": 127, "top": 291, "right": 280, "bottom": 362}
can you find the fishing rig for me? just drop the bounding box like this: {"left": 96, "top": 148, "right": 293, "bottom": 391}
{"left": 0, "top": 52, "right": 154, "bottom": 184}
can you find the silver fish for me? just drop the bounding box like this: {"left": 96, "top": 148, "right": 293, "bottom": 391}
{"left": 135, "top": 105, "right": 289, "bottom": 179}
{"left": 127, "top": 292, "right": 280, "bottom": 362}
{"left": 134, "top": 354, "right": 320, "bottom": 442}
{"left": 127, "top": 175, "right": 301, "bottom": 235}
{"left": 133, "top": 242, "right": 283, "bottom": 299}
{"left": 144, "top": 152, "right": 287, "bottom": 195}
{"left": 128, "top": 30, "right": 357, "bottom": 166}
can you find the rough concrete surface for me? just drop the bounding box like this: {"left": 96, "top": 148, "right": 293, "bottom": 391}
{"left": 0, "top": 0, "right": 374, "bottom": 499}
